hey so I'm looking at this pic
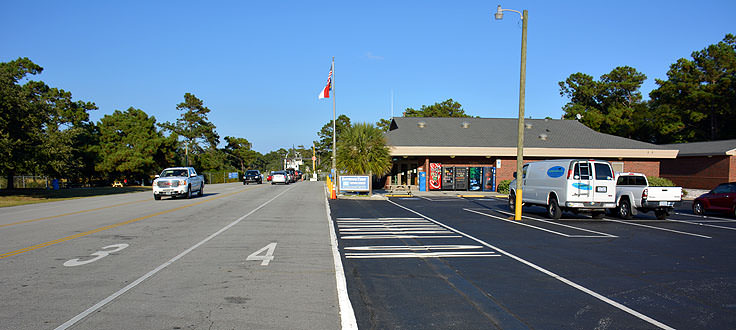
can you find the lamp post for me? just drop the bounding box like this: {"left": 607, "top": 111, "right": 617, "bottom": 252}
{"left": 494, "top": 5, "right": 527, "bottom": 221}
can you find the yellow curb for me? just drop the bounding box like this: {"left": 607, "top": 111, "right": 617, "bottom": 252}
{"left": 457, "top": 195, "right": 485, "bottom": 198}
{"left": 385, "top": 194, "right": 413, "bottom": 197}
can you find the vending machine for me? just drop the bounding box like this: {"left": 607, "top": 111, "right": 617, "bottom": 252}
{"left": 483, "top": 167, "right": 496, "bottom": 192}
{"left": 454, "top": 167, "right": 468, "bottom": 190}
{"left": 442, "top": 166, "right": 455, "bottom": 190}
{"left": 468, "top": 167, "right": 482, "bottom": 191}
{"left": 429, "top": 163, "right": 442, "bottom": 190}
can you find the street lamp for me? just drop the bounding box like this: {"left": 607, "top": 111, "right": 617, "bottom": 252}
{"left": 494, "top": 4, "right": 527, "bottom": 221}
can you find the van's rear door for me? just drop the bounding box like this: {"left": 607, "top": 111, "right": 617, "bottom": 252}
{"left": 569, "top": 161, "right": 592, "bottom": 201}
{"left": 592, "top": 162, "right": 616, "bottom": 203}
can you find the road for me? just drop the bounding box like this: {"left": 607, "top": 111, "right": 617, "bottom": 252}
{"left": 0, "top": 182, "right": 344, "bottom": 330}
{"left": 5, "top": 183, "right": 735, "bottom": 329}
{"left": 331, "top": 195, "right": 736, "bottom": 330}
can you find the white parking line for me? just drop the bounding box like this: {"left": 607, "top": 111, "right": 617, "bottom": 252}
{"left": 344, "top": 245, "right": 499, "bottom": 259}
{"left": 465, "top": 208, "right": 617, "bottom": 238}
{"left": 666, "top": 219, "right": 736, "bottom": 231}
{"left": 341, "top": 235, "right": 463, "bottom": 239}
{"left": 603, "top": 218, "right": 712, "bottom": 239}
{"left": 345, "top": 251, "right": 500, "bottom": 258}
{"left": 674, "top": 212, "right": 736, "bottom": 222}
{"left": 389, "top": 200, "right": 675, "bottom": 330}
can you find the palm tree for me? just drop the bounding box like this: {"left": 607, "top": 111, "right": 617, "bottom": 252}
{"left": 336, "top": 122, "right": 391, "bottom": 175}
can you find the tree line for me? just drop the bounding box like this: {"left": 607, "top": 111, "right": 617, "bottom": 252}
{"left": 559, "top": 34, "right": 736, "bottom": 143}
{"left": 0, "top": 58, "right": 309, "bottom": 189}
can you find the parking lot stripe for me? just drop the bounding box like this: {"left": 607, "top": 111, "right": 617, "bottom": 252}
{"left": 345, "top": 252, "right": 500, "bottom": 258}
{"left": 344, "top": 245, "right": 498, "bottom": 259}
{"left": 345, "top": 245, "right": 482, "bottom": 251}
{"left": 465, "top": 208, "right": 617, "bottom": 238}
{"left": 673, "top": 212, "right": 736, "bottom": 222}
{"left": 490, "top": 209, "right": 618, "bottom": 238}
{"left": 389, "top": 200, "right": 675, "bottom": 330}
{"left": 604, "top": 218, "right": 712, "bottom": 238}
{"left": 341, "top": 235, "right": 463, "bottom": 239}
{"left": 666, "top": 219, "right": 736, "bottom": 231}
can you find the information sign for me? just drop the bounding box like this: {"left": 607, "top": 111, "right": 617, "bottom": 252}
{"left": 339, "top": 175, "right": 370, "bottom": 192}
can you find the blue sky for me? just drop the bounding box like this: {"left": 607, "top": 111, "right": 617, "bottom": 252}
{"left": 2, "top": 1, "right": 734, "bottom": 153}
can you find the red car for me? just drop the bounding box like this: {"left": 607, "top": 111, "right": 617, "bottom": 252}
{"left": 692, "top": 182, "right": 736, "bottom": 217}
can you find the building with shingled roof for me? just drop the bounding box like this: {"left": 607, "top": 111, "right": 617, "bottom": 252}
{"left": 383, "top": 117, "right": 679, "bottom": 191}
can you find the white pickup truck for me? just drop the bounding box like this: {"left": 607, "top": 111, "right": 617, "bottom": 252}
{"left": 615, "top": 172, "right": 682, "bottom": 219}
{"left": 152, "top": 167, "right": 205, "bottom": 200}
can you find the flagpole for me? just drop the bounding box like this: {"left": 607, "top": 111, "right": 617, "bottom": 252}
{"left": 331, "top": 56, "right": 337, "bottom": 193}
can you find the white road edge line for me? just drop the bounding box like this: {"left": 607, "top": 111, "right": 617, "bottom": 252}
{"left": 324, "top": 186, "right": 359, "bottom": 330}
{"left": 55, "top": 184, "right": 298, "bottom": 330}
{"left": 388, "top": 199, "right": 675, "bottom": 330}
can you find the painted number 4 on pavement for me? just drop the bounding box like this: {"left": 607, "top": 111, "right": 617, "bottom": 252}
{"left": 246, "top": 242, "right": 277, "bottom": 266}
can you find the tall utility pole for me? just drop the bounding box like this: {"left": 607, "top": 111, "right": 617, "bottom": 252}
{"left": 494, "top": 5, "right": 527, "bottom": 221}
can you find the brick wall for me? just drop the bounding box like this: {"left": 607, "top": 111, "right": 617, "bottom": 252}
{"left": 661, "top": 155, "right": 733, "bottom": 189}
{"left": 621, "top": 160, "right": 660, "bottom": 177}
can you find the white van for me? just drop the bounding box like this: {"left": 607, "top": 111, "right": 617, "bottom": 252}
{"left": 509, "top": 159, "right": 617, "bottom": 219}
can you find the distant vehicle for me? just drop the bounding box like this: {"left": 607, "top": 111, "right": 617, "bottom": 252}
{"left": 271, "top": 171, "right": 289, "bottom": 185}
{"left": 112, "top": 181, "right": 123, "bottom": 188}
{"left": 692, "top": 182, "right": 736, "bottom": 217}
{"left": 267, "top": 172, "right": 273, "bottom": 182}
{"left": 509, "top": 159, "right": 616, "bottom": 219}
{"left": 152, "top": 167, "right": 205, "bottom": 200}
{"left": 295, "top": 170, "right": 303, "bottom": 181}
{"left": 243, "top": 170, "right": 263, "bottom": 185}
{"left": 285, "top": 168, "right": 297, "bottom": 183}
{"left": 615, "top": 172, "right": 682, "bottom": 220}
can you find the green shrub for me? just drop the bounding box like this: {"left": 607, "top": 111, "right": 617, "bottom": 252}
{"left": 497, "top": 179, "right": 512, "bottom": 194}
{"left": 646, "top": 176, "right": 675, "bottom": 187}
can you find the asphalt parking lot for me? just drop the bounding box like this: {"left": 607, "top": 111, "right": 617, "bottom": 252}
{"left": 330, "top": 195, "right": 736, "bottom": 329}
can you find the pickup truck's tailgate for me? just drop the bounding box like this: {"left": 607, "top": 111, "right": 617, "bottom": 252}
{"left": 647, "top": 187, "right": 682, "bottom": 202}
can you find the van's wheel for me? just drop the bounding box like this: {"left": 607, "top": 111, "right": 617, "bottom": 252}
{"left": 591, "top": 211, "right": 605, "bottom": 219}
{"left": 692, "top": 201, "right": 704, "bottom": 215}
{"left": 508, "top": 192, "right": 515, "bottom": 212}
{"left": 655, "top": 209, "right": 668, "bottom": 220}
{"left": 547, "top": 197, "right": 562, "bottom": 220}
{"left": 154, "top": 194, "right": 161, "bottom": 200}
{"left": 618, "top": 199, "right": 633, "bottom": 219}
{"left": 187, "top": 185, "right": 192, "bottom": 199}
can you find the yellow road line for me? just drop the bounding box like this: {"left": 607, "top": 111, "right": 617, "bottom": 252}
{"left": 0, "top": 199, "right": 149, "bottom": 229}
{"left": 0, "top": 186, "right": 260, "bottom": 260}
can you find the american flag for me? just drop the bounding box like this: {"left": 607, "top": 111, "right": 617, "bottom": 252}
{"left": 318, "top": 64, "right": 332, "bottom": 99}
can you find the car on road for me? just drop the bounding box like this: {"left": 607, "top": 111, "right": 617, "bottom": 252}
{"left": 243, "top": 170, "right": 263, "bottom": 185}
{"left": 152, "top": 167, "right": 205, "bottom": 200}
{"left": 692, "top": 182, "right": 736, "bottom": 217}
{"left": 271, "top": 171, "right": 289, "bottom": 185}
{"left": 285, "top": 168, "right": 297, "bottom": 183}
